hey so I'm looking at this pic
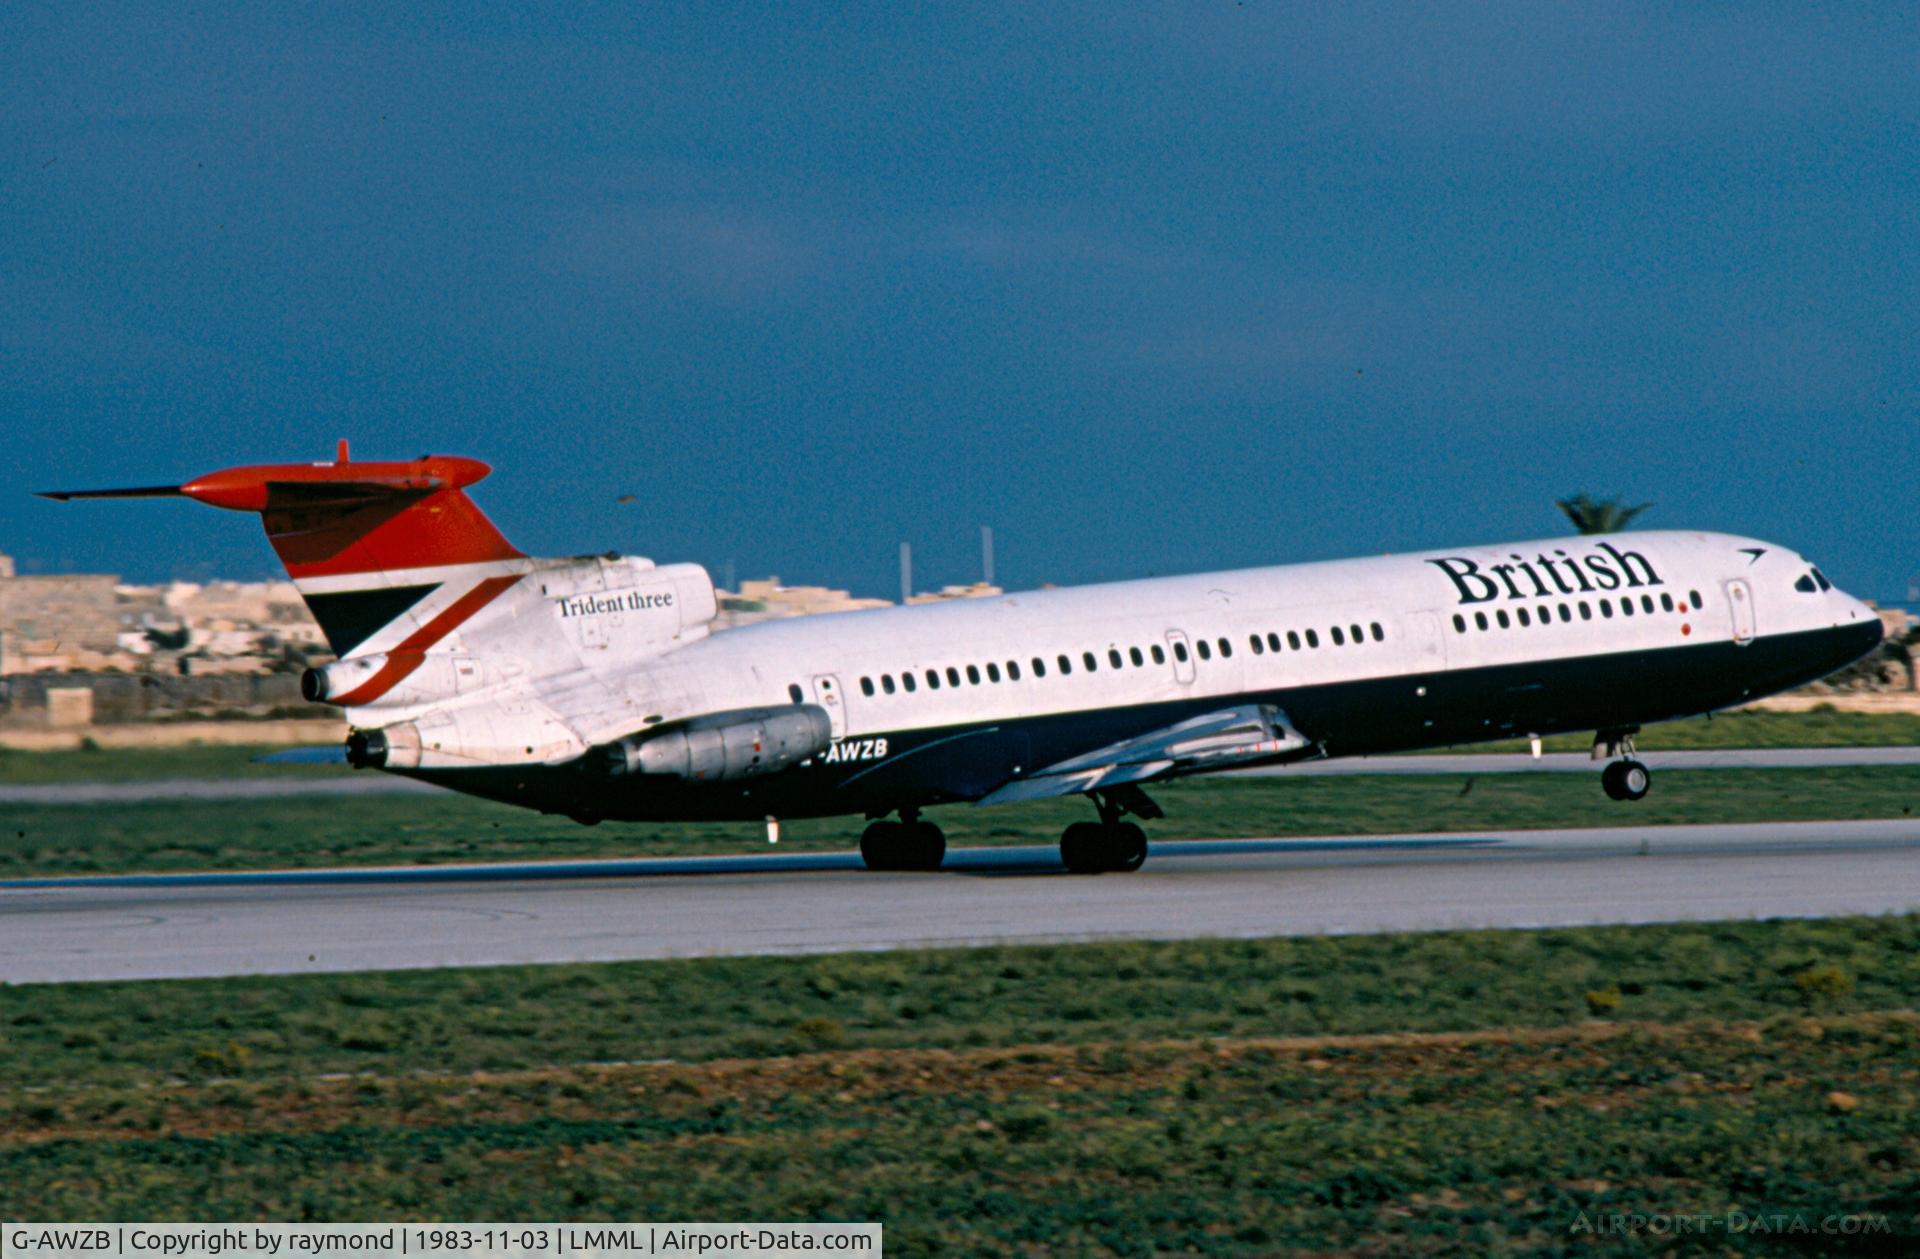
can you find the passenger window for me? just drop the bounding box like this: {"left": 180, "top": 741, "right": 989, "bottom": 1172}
{"left": 1032, "top": 658, "right": 1046, "bottom": 678}
{"left": 1287, "top": 630, "right": 1301, "bottom": 650}
{"left": 1129, "top": 646, "right": 1144, "bottom": 666}
{"left": 1600, "top": 599, "right": 1613, "bottom": 618}
{"left": 1305, "top": 629, "right": 1319, "bottom": 648}
{"left": 1474, "top": 612, "right": 1488, "bottom": 631}
{"left": 1350, "top": 624, "right": 1363, "bottom": 643}
{"left": 882, "top": 674, "right": 896, "bottom": 695}
{"left": 927, "top": 670, "right": 941, "bottom": 690}
{"left": 1059, "top": 655, "right": 1073, "bottom": 676}
{"left": 1109, "top": 648, "right": 1124, "bottom": 669}
{"left": 1268, "top": 632, "right": 1282, "bottom": 651}
{"left": 860, "top": 677, "right": 875, "bottom": 697}
{"left": 1197, "top": 639, "right": 1212, "bottom": 661}
{"left": 788, "top": 683, "right": 803, "bottom": 703}
{"left": 1578, "top": 601, "right": 1592, "bottom": 620}
{"left": 964, "top": 664, "right": 980, "bottom": 684}
{"left": 1151, "top": 644, "right": 1165, "bottom": 664}
{"left": 902, "top": 672, "right": 917, "bottom": 692}
{"left": 986, "top": 662, "right": 1001, "bottom": 683}
{"left": 1690, "top": 589, "right": 1705, "bottom": 608}
{"left": 1370, "top": 623, "right": 1383, "bottom": 642}
{"left": 1008, "top": 661, "right": 1021, "bottom": 681}
{"left": 1621, "top": 598, "right": 1634, "bottom": 617}
{"left": 1559, "top": 604, "right": 1573, "bottom": 622}
{"left": 1660, "top": 593, "right": 1674, "bottom": 612}
{"left": 1641, "top": 594, "right": 1655, "bottom": 614}
{"left": 1495, "top": 610, "right": 1509, "bottom": 629}
{"left": 1084, "top": 651, "right": 1098, "bottom": 672}
{"left": 1218, "top": 638, "right": 1232, "bottom": 658}
{"left": 1173, "top": 641, "right": 1189, "bottom": 663}
{"left": 1452, "top": 613, "right": 1466, "bottom": 633}
{"left": 1250, "top": 635, "right": 1265, "bottom": 655}
{"left": 947, "top": 666, "right": 961, "bottom": 687}
{"left": 1516, "top": 607, "right": 1530, "bottom": 627}
{"left": 1332, "top": 625, "right": 1346, "bottom": 645}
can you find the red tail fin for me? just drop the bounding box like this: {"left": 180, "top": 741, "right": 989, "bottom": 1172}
{"left": 40, "top": 449, "right": 525, "bottom": 657}
{"left": 41, "top": 451, "right": 522, "bottom": 580}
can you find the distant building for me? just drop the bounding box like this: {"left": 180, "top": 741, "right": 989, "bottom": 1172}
{"left": 0, "top": 556, "right": 124, "bottom": 675}
{"left": 0, "top": 553, "right": 326, "bottom": 675}
{"left": 907, "top": 582, "right": 1003, "bottom": 604}
{"left": 717, "top": 578, "right": 892, "bottom": 628}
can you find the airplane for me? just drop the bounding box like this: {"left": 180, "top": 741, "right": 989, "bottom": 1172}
{"left": 41, "top": 444, "right": 1884, "bottom": 874}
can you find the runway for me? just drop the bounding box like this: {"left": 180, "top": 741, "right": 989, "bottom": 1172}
{"left": 3, "top": 746, "right": 1915, "bottom": 804}
{"left": 5, "top": 818, "right": 1919, "bottom": 984}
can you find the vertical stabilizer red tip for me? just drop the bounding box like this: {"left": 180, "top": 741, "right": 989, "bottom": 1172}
{"left": 337, "top": 438, "right": 351, "bottom": 464}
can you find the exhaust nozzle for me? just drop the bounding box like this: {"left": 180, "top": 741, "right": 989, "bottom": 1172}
{"left": 344, "top": 729, "right": 387, "bottom": 769}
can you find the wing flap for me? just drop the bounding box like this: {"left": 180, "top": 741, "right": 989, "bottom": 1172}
{"left": 975, "top": 703, "right": 1315, "bottom": 806}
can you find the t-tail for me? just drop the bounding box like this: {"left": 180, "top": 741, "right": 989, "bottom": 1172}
{"left": 38, "top": 441, "right": 529, "bottom": 707}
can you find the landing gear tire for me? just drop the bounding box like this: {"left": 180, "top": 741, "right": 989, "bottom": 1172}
{"left": 1060, "top": 820, "right": 1149, "bottom": 874}
{"left": 859, "top": 820, "right": 946, "bottom": 871}
{"left": 1602, "top": 759, "right": 1651, "bottom": 802}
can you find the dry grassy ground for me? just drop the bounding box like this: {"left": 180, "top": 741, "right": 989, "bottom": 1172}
{"left": 4, "top": 919, "right": 1918, "bottom": 1253}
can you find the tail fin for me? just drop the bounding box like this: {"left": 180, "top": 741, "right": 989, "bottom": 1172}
{"left": 40, "top": 443, "right": 524, "bottom": 656}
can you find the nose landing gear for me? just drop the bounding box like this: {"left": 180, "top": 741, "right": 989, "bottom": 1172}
{"left": 1594, "top": 728, "right": 1651, "bottom": 801}
{"left": 1060, "top": 785, "right": 1160, "bottom": 874}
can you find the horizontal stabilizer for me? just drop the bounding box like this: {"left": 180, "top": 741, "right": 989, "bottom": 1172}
{"left": 36, "top": 485, "right": 187, "bottom": 501}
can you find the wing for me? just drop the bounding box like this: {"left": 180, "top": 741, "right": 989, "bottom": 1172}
{"left": 976, "top": 703, "right": 1316, "bottom": 806}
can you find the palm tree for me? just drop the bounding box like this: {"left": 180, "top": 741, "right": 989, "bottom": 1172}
{"left": 1556, "top": 494, "right": 1652, "bottom": 535}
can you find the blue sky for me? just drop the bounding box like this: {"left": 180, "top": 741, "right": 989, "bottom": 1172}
{"left": 4, "top": 6, "right": 1915, "bottom": 599}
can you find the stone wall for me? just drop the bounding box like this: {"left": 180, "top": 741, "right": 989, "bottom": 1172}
{"left": 0, "top": 672, "right": 323, "bottom": 725}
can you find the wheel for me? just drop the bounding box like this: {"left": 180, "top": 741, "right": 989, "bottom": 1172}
{"left": 1617, "top": 759, "right": 1651, "bottom": 801}
{"left": 1060, "top": 821, "right": 1107, "bottom": 874}
{"left": 860, "top": 821, "right": 903, "bottom": 871}
{"left": 1061, "top": 821, "right": 1148, "bottom": 873}
{"left": 861, "top": 820, "right": 945, "bottom": 871}
{"left": 902, "top": 821, "right": 946, "bottom": 871}
{"left": 1600, "top": 761, "right": 1627, "bottom": 801}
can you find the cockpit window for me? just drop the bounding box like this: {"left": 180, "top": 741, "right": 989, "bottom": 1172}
{"left": 1794, "top": 574, "right": 1817, "bottom": 594}
{"left": 1812, "top": 568, "right": 1833, "bottom": 592}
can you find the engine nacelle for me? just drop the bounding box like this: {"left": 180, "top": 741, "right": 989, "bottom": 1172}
{"left": 598, "top": 705, "right": 833, "bottom": 781}
{"left": 347, "top": 700, "right": 585, "bottom": 770}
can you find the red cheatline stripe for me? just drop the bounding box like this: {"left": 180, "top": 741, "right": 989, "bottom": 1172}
{"left": 332, "top": 575, "right": 522, "bottom": 706}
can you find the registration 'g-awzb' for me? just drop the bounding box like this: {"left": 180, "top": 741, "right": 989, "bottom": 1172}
{"left": 44, "top": 449, "right": 1882, "bottom": 873}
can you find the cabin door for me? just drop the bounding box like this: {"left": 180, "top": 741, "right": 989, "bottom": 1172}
{"left": 1723, "top": 579, "right": 1756, "bottom": 645}
{"left": 1165, "top": 630, "right": 1196, "bottom": 684}
{"left": 811, "top": 674, "right": 848, "bottom": 738}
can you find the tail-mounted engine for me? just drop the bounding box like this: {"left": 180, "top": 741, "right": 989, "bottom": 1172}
{"left": 593, "top": 705, "right": 833, "bottom": 781}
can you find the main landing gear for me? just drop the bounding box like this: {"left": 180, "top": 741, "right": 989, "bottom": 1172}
{"left": 1594, "top": 728, "right": 1651, "bottom": 802}
{"left": 1060, "top": 785, "right": 1161, "bottom": 874}
{"left": 859, "top": 806, "right": 947, "bottom": 872}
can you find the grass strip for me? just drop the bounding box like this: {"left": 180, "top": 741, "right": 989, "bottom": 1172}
{"left": 2, "top": 708, "right": 1917, "bottom": 787}
{"left": 5, "top": 917, "right": 1918, "bottom": 1251}
{"left": 5, "top": 766, "right": 1919, "bottom": 876}
{"left": 3, "top": 1015, "right": 1915, "bottom": 1253}
{"left": 5, "top": 915, "right": 1917, "bottom": 1090}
